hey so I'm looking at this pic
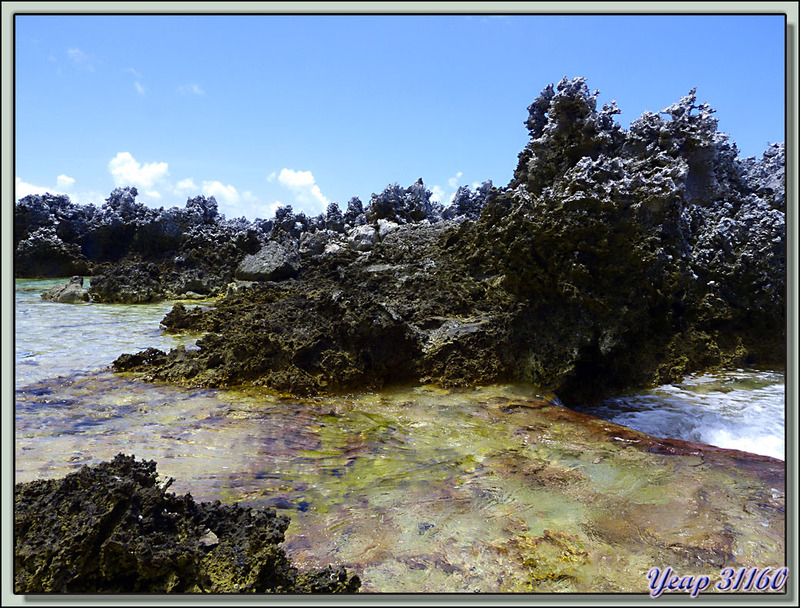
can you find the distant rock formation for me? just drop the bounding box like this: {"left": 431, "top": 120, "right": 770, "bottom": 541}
{"left": 236, "top": 239, "right": 301, "bottom": 282}
{"left": 15, "top": 178, "right": 490, "bottom": 304}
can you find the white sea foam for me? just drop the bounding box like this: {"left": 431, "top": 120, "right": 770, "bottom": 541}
{"left": 585, "top": 369, "right": 785, "bottom": 460}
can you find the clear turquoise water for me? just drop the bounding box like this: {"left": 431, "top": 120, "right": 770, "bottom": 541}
{"left": 15, "top": 278, "right": 201, "bottom": 387}
{"left": 13, "top": 278, "right": 787, "bottom": 592}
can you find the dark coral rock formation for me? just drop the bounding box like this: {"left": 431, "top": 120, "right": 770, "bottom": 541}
{"left": 235, "top": 239, "right": 301, "bottom": 282}
{"left": 89, "top": 261, "right": 165, "bottom": 304}
{"left": 14, "top": 194, "right": 95, "bottom": 276}
{"left": 68, "top": 78, "right": 790, "bottom": 401}
{"left": 458, "top": 78, "right": 785, "bottom": 399}
{"left": 14, "top": 188, "right": 263, "bottom": 301}
{"left": 366, "top": 178, "right": 444, "bottom": 224}
{"left": 15, "top": 225, "right": 92, "bottom": 278}
{"left": 14, "top": 454, "right": 360, "bottom": 594}
{"left": 113, "top": 219, "right": 503, "bottom": 393}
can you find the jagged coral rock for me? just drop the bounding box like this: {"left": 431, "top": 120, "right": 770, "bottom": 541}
{"left": 14, "top": 454, "right": 360, "bottom": 594}
{"left": 29, "top": 78, "right": 784, "bottom": 400}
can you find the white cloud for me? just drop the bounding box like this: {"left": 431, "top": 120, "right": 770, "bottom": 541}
{"left": 202, "top": 180, "right": 240, "bottom": 205}
{"left": 430, "top": 185, "right": 445, "bottom": 203}
{"left": 144, "top": 190, "right": 162, "bottom": 199}
{"left": 16, "top": 177, "right": 108, "bottom": 206}
{"left": 179, "top": 84, "right": 204, "bottom": 95}
{"left": 278, "top": 169, "right": 315, "bottom": 188}
{"left": 174, "top": 178, "right": 198, "bottom": 195}
{"left": 276, "top": 168, "right": 329, "bottom": 213}
{"left": 135, "top": 81, "right": 145, "bottom": 95}
{"left": 126, "top": 68, "right": 143, "bottom": 79}
{"left": 448, "top": 171, "right": 463, "bottom": 189}
{"left": 15, "top": 177, "right": 57, "bottom": 200}
{"left": 266, "top": 171, "right": 277, "bottom": 182}
{"left": 108, "top": 152, "right": 169, "bottom": 188}
{"left": 67, "top": 48, "right": 87, "bottom": 63}
{"left": 56, "top": 174, "right": 75, "bottom": 188}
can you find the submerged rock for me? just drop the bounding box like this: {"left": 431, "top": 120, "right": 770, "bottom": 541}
{"left": 14, "top": 454, "right": 360, "bottom": 594}
{"left": 13, "top": 380, "right": 786, "bottom": 594}
{"left": 41, "top": 276, "right": 90, "bottom": 303}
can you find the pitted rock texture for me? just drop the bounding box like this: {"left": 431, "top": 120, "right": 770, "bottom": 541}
{"left": 14, "top": 177, "right": 486, "bottom": 303}
{"left": 14, "top": 454, "right": 360, "bottom": 594}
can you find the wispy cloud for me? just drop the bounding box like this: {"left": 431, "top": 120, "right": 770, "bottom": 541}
{"left": 67, "top": 48, "right": 87, "bottom": 62}
{"left": 15, "top": 176, "right": 110, "bottom": 206}
{"left": 174, "top": 178, "right": 198, "bottom": 195}
{"left": 66, "top": 47, "right": 95, "bottom": 71}
{"left": 448, "top": 171, "right": 463, "bottom": 189}
{"left": 108, "top": 152, "right": 169, "bottom": 188}
{"left": 134, "top": 81, "right": 146, "bottom": 96}
{"left": 202, "top": 180, "right": 239, "bottom": 205}
{"left": 178, "top": 84, "right": 204, "bottom": 96}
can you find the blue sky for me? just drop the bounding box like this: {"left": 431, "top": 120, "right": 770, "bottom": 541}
{"left": 14, "top": 12, "right": 786, "bottom": 222}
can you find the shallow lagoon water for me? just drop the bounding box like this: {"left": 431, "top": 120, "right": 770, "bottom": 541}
{"left": 15, "top": 278, "right": 202, "bottom": 386}
{"left": 14, "top": 279, "right": 787, "bottom": 593}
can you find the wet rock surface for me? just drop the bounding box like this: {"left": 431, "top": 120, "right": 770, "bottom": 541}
{"left": 41, "top": 276, "right": 89, "bottom": 303}
{"left": 14, "top": 454, "right": 360, "bottom": 594}
{"left": 89, "top": 262, "right": 165, "bottom": 304}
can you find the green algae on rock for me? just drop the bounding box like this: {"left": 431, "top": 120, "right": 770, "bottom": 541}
{"left": 14, "top": 454, "right": 360, "bottom": 594}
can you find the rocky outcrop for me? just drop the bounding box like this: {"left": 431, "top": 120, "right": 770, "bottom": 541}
{"left": 41, "top": 276, "right": 90, "bottom": 303}
{"left": 14, "top": 189, "right": 262, "bottom": 295}
{"left": 14, "top": 176, "right": 489, "bottom": 304}
{"left": 457, "top": 78, "right": 785, "bottom": 398}
{"left": 89, "top": 262, "right": 165, "bottom": 304}
{"left": 112, "top": 78, "right": 785, "bottom": 402}
{"left": 15, "top": 225, "right": 92, "bottom": 277}
{"left": 235, "top": 239, "right": 301, "bottom": 282}
{"left": 14, "top": 454, "right": 360, "bottom": 594}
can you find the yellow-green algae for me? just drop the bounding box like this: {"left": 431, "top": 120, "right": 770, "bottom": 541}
{"left": 15, "top": 374, "right": 785, "bottom": 593}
